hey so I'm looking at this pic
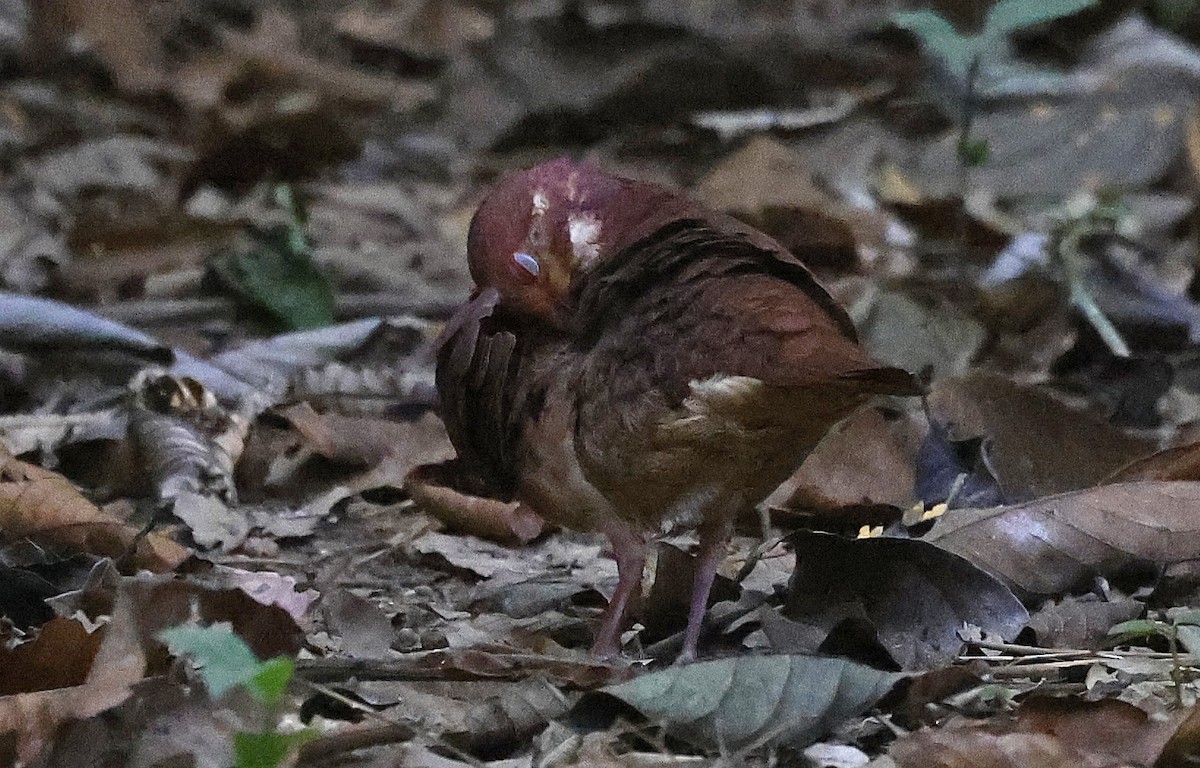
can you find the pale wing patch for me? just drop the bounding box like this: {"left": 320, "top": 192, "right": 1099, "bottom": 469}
{"left": 688, "top": 375, "right": 764, "bottom": 408}
{"left": 568, "top": 212, "right": 602, "bottom": 268}
{"left": 658, "top": 375, "right": 765, "bottom": 441}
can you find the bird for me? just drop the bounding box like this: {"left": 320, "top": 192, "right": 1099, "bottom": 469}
{"left": 436, "top": 158, "right": 918, "bottom": 661}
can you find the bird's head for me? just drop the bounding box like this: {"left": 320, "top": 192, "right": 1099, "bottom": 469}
{"left": 466, "top": 158, "right": 678, "bottom": 325}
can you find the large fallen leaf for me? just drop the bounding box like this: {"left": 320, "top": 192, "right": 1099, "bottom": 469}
{"left": 890, "top": 729, "right": 1099, "bottom": 768}
{"left": 785, "top": 534, "right": 1028, "bottom": 669}
{"left": 0, "top": 574, "right": 152, "bottom": 763}
{"left": 928, "top": 374, "right": 1156, "bottom": 499}
{"left": 59, "top": 214, "right": 242, "bottom": 299}
{"left": 770, "top": 407, "right": 919, "bottom": 513}
{"left": 27, "top": 0, "right": 164, "bottom": 94}
{"left": 597, "top": 655, "right": 904, "bottom": 751}
{"left": 925, "top": 481, "right": 1200, "bottom": 597}
{"left": 0, "top": 447, "right": 187, "bottom": 572}
{"left": 0, "top": 569, "right": 307, "bottom": 764}
{"left": 447, "top": 679, "right": 575, "bottom": 758}
{"left": 906, "top": 82, "right": 1187, "bottom": 200}
{"left": 1108, "top": 441, "right": 1200, "bottom": 483}
{"left": 275, "top": 402, "right": 452, "bottom": 470}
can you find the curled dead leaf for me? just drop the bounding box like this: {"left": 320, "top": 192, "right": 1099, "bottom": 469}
{"left": 405, "top": 462, "right": 545, "bottom": 546}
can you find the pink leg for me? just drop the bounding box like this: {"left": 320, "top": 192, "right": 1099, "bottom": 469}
{"left": 678, "top": 515, "right": 734, "bottom": 663}
{"left": 592, "top": 522, "right": 647, "bottom": 658}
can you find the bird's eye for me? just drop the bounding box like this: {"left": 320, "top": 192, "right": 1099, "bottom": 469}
{"left": 512, "top": 252, "right": 541, "bottom": 282}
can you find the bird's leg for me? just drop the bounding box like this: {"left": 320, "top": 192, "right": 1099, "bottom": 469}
{"left": 678, "top": 513, "right": 735, "bottom": 663}
{"left": 592, "top": 521, "right": 647, "bottom": 658}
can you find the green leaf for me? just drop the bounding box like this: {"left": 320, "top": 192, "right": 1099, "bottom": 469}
{"left": 983, "top": 0, "right": 1096, "bottom": 38}
{"left": 1107, "top": 619, "right": 1164, "bottom": 639}
{"left": 213, "top": 185, "right": 334, "bottom": 331}
{"left": 957, "top": 137, "right": 990, "bottom": 167}
{"left": 892, "top": 11, "right": 981, "bottom": 81}
{"left": 892, "top": 10, "right": 959, "bottom": 45}
{"left": 246, "top": 657, "right": 295, "bottom": 705}
{"left": 159, "top": 624, "right": 293, "bottom": 701}
{"left": 234, "top": 730, "right": 315, "bottom": 768}
{"left": 601, "top": 654, "right": 905, "bottom": 750}
{"left": 223, "top": 235, "right": 335, "bottom": 331}
{"left": 160, "top": 624, "right": 263, "bottom": 698}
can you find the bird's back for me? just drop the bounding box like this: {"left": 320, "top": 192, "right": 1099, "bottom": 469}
{"left": 564, "top": 218, "right": 915, "bottom": 526}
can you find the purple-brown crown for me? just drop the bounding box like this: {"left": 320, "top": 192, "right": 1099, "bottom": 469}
{"left": 466, "top": 158, "right": 685, "bottom": 323}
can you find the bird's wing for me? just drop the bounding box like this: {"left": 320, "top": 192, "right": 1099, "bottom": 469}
{"left": 568, "top": 219, "right": 917, "bottom": 518}
{"left": 435, "top": 287, "right": 524, "bottom": 496}
{"left": 571, "top": 218, "right": 919, "bottom": 404}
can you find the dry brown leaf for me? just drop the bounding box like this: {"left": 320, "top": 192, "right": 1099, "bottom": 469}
{"left": 858, "top": 291, "right": 988, "bottom": 379}
{"left": 324, "top": 589, "right": 394, "bottom": 659}
{"left": 26, "top": 0, "right": 164, "bottom": 94}
{"left": 695, "top": 135, "right": 887, "bottom": 271}
{"left": 210, "top": 8, "right": 434, "bottom": 111}
{"left": 59, "top": 215, "right": 242, "bottom": 299}
{"left": 892, "top": 697, "right": 1183, "bottom": 768}
{"left": 1015, "top": 697, "right": 1182, "bottom": 766}
{"left": 335, "top": 0, "right": 494, "bottom": 59}
{"left": 0, "top": 575, "right": 152, "bottom": 763}
{"left": 447, "top": 680, "right": 574, "bottom": 757}
{"left": 770, "top": 407, "right": 920, "bottom": 513}
{"left": 0, "top": 570, "right": 306, "bottom": 763}
{"left": 255, "top": 404, "right": 453, "bottom": 507}
{"left": 892, "top": 729, "right": 1102, "bottom": 768}
{"left": 784, "top": 533, "right": 1028, "bottom": 670}
{"left": 888, "top": 665, "right": 984, "bottom": 729}
{"left": 0, "top": 618, "right": 101, "bottom": 696}
{"left": 1108, "top": 441, "right": 1200, "bottom": 484}
{"left": 929, "top": 374, "right": 1156, "bottom": 499}
{"left": 277, "top": 402, "right": 451, "bottom": 468}
{"left": 925, "top": 481, "right": 1200, "bottom": 597}
{"left": 1027, "top": 596, "right": 1145, "bottom": 649}
{"left": 405, "top": 462, "right": 545, "bottom": 546}
{"left": 0, "top": 447, "right": 188, "bottom": 572}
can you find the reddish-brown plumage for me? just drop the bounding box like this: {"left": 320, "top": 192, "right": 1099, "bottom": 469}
{"left": 438, "top": 158, "right": 918, "bottom": 660}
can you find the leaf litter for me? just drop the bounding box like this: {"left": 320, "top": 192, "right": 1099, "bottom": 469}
{"left": 6, "top": 0, "right": 1200, "bottom": 765}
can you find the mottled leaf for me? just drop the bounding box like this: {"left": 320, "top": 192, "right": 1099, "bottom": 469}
{"left": 600, "top": 654, "right": 904, "bottom": 750}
